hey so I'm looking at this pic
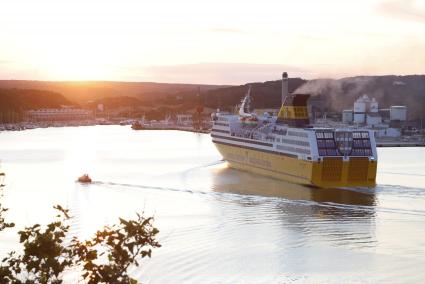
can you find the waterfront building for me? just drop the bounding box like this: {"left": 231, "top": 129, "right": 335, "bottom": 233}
{"left": 23, "top": 108, "right": 93, "bottom": 122}
{"left": 176, "top": 114, "right": 193, "bottom": 126}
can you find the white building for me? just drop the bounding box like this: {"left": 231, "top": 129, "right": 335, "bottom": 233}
{"left": 366, "top": 113, "right": 382, "bottom": 127}
{"left": 353, "top": 95, "right": 368, "bottom": 123}
{"left": 176, "top": 114, "right": 193, "bottom": 126}
{"left": 390, "top": 106, "right": 407, "bottom": 121}
{"left": 370, "top": 98, "right": 379, "bottom": 113}
{"left": 354, "top": 95, "right": 377, "bottom": 124}
{"left": 342, "top": 110, "right": 353, "bottom": 124}
{"left": 374, "top": 127, "right": 401, "bottom": 138}
{"left": 348, "top": 94, "right": 385, "bottom": 127}
{"left": 341, "top": 94, "right": 408, "bottom": 138}
{"left": 24, "top": 108, "right": 93, "bottom": 122}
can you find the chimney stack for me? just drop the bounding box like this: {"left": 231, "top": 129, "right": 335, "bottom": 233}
{"left": 282, "top": 72, "right": 288, "bottom": 105}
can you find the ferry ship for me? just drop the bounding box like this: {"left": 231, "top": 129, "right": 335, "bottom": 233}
{"left": 211, "top": 73, "right": 377, "bottom": 188}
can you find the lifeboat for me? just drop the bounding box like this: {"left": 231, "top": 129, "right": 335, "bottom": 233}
{"left": 77, "top": 174, "right": 92, "bottom": 183}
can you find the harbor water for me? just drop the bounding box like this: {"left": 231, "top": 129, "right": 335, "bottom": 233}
{"left": 1, "top": 126, "right": 425, "bottom": 283}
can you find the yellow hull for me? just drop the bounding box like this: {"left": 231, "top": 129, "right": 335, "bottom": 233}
{"left": 214, "top": 142, "right": 377, "bottom": 188}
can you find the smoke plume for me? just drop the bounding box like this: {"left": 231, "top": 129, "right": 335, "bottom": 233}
{"left": 294, "top": 77, "right": 374, "bottom": 111}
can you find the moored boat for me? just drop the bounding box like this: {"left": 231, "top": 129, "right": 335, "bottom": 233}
{"left": 131, "top": 121, "right": 144, "bottom": 130}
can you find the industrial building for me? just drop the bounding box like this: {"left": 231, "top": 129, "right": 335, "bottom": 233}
{"left": 342, "top": 94, "right": 407, "bottom": 137}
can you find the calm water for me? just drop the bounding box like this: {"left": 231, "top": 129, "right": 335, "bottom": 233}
{"left": 1, "top": 126, "right": 425, "bottom": 283}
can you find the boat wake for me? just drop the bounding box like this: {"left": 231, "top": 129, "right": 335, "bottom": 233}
{"left": 85, "top": 179, "right": 425, "bottom": 218}
{"left": 94, "top": 181, "right": 205, "bottom": 195}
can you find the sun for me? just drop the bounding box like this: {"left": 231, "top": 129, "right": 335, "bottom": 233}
{"left": 43, "top": 50, "right": 111, "bottom": 81}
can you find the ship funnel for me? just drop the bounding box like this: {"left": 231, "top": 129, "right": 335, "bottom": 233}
{"left": 277, "top": 72, "right": 311, "bottom": 127}
{"left": 282, "top": 72, "right": 288, "bottom": 105}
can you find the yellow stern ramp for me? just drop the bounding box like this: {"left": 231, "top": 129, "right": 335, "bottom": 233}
{"left": 214, "top": 142, "right": 377, "bottom": 188}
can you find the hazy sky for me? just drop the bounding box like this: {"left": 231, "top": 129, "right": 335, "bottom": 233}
{"left": 0, "top": 0, "right": 424, "bottom": 84}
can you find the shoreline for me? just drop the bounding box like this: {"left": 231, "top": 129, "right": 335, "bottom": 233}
{"left": 0, "top": 121, "right": 211, "bottom": 135}
{"left": 1, "top": 122, "right": 424, "bottom": 147}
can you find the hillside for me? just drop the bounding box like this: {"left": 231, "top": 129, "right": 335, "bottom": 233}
{"left": 204, "top": 75, "right": 425, "bottom": 120}
{"left": 0, "top": 81, "right": 227, "bottom": 103}
{"left": 203, "top": 78, "right": 307, "bottom": 110}
{"left": 293, "top": 75, "right": 425, "bottom": 120}
{"left": 0, "top": 89, "right": 73, "bottom": 111}
{"left": 1, "top": 75, "right": 424, "bottom": 122}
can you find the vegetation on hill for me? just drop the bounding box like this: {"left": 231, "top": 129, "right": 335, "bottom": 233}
{"left": 0, "top": 81, "right": 227, "bottom": 103}
{"left": 88, "top": 96, "right": 143, "bottom": 109}
{"left": 203, "top": 78, "right": 307, "bottom": 110}
{"left": 0, "top": 89, "right": 73, "bottom": 111}
{"left": 203, "top": 75, "right": 425, "bottom": 121}
{"left": 0, "top": 75, "right": 424, "bottom": 121}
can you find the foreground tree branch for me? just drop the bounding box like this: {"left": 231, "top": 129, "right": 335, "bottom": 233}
{"left": 0, "top": 199, "right": 160, "bottom": 284}
{"left": 0, "top": 186, "right": 15, "bottom": 232}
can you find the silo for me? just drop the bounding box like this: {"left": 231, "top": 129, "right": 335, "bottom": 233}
{"left": 370, "top": 98, "right": 379, "bottom": 113}
{"left": 390, "top": 106, "right": 407, "bottom": 121}
{"left": 354, "top": 97, "right": 366, "bottom": 123}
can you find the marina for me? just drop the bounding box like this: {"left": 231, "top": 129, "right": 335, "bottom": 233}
{"left": 1, "top": 126, "right": 425, "bottom": 283}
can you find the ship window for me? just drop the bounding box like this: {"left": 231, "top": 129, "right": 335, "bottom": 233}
{"left": 354, "top": 149, "right": 365, "bottom": 156}
{"left": 316, "top": 132, "right": 324, "bottom": 139}
{"left": 326, "top": 149, "right": 338, "bottom": 156}
{"left": 353, "top": 140, "right": 361, "bottom": 147}
{"left": 361, "top": 132, "right": 369, "bottom": 138}
{"left": 317, "top": 140, "right": 326, "bottom": 148}
{"left": 363, "top": 139, "right": 371, "bottom": 148}
{"left": 325, "top": 139, "right": 335, "bottom": 148}
{"left": 324, "top": 132, "right": 333, "bottom": 139}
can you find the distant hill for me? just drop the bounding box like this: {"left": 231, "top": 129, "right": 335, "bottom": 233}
{"left": 203, "top": 75, "right": 425, "bottom": 120}
{"left": 1, "top": 75, "right": 424, "bottom": 121}
{"left": 0, "top": 88, "right": 73, "bottom": 111}
{"left": 203, "top": 78, "right": 307, "bottom": 110}
{"left": 291, "top": 75, "right": 425, "bottom": 120}
{"left": 0, "top": 80, "right": 228, "bottom": 103}
{"left": 87, "top": 96, "right": 143, "bottom": 109}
